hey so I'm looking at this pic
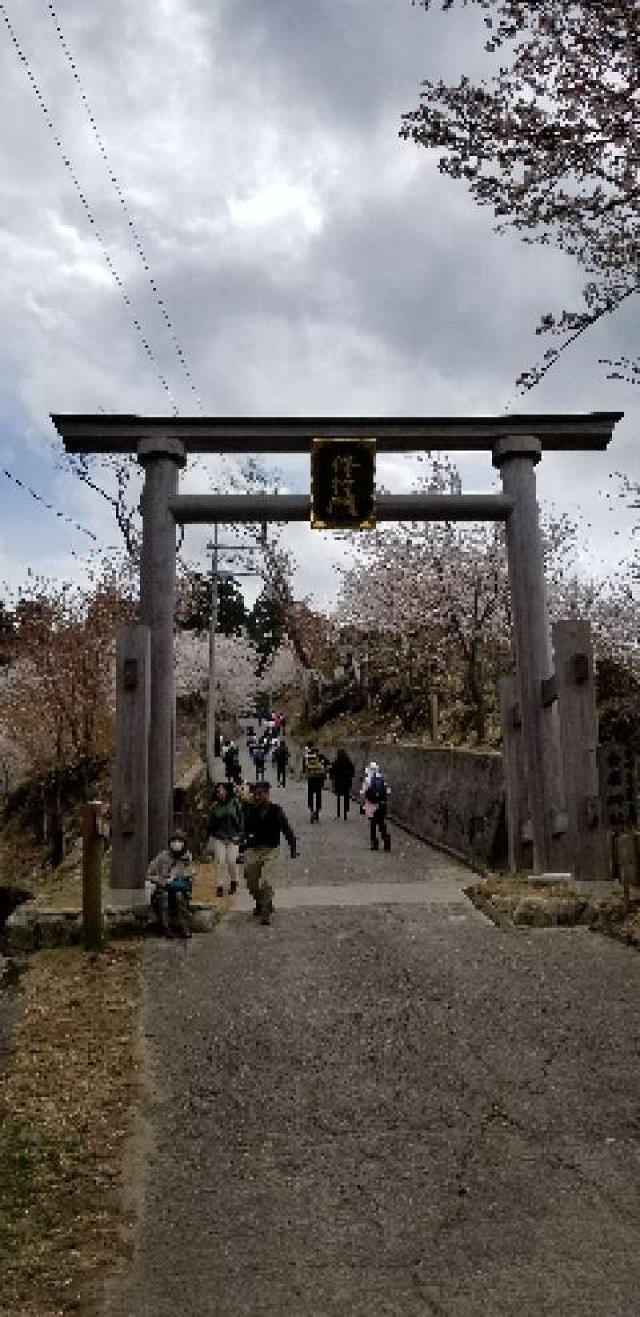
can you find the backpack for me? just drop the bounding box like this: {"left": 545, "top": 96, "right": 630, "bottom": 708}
{"left": 365, "top": 772, "right": 387, "bottom": 804}
{"left": 305, "top": 751, "right": 325, "bottom": 781}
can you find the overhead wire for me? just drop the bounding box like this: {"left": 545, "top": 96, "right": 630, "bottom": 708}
{"left": 0, "top": 467, "right": 130, "bottom": 575}
{"left": 1, "top": 0, "right": 265, "bottom": 559}
{"left": 0, "top": 1, "right": 180, "bottom": 416}
{"left": 43, "top": 0, "right": 206, "bottom": 417}
{"left": 37, "top": 3, "right": 248, "bottom": 493}
{"left": 2, "top": 467, "right": 98, "bottom": 541}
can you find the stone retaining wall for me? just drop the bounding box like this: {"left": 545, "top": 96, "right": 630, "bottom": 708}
{"left": 317, "top": 739, "right": 507, "bottom": 869}
{"left": 4, "top": 899, "right": 215, "bottom": 952}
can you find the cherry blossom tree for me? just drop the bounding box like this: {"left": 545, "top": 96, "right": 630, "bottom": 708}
{"left": 402, "top": 0, "right": 639, "bottom": 392}
{"left": 261, "top": 543, "right": 337, "bottom": 674}
{"left": 174, "top": 629, "right": 260, "bottom": 718}
{"left": 0, "top": 573, "right": 133, "bottom": 779}
{"left": 337, "top": 519, "right": 511, "bottom": 742}
{"left": 258, "top": 642, "right": 303, "bottom": 702}
{"left": 334, "top": 455, "right": 622, "bottom": 744}
{"left": 0, "top": 570, "right": 134, "bottom": 860}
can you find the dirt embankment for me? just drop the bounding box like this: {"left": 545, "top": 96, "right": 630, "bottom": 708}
{"left": 0, "top": 944, "right": 142, "bottom": 1317}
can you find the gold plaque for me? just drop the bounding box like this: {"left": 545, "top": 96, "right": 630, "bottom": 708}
{"left": 311, "top": 438, "right": 376, "bottom": 530}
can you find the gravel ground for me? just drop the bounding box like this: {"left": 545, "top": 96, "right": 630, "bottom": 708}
{"left": 105, "top": 754, "right": 640, "bottom": 1317}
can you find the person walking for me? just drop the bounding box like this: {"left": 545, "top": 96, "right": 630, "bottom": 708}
{"left": 243, "top": 780, "right": 297, "bottom": 924}
{"left": 304, "top": 744, "right": 326, "bottom": 823}
{"left": 361, "top": 761, "right": 391, "bottom": 851}
{"left": 253, "top": 742, "right": 266, "bottom": 782}
{"left": 331, "top": 747, "right": 355, "bottom": 819}
{"left": 273, "top": 738, "right": 289, "bottom": 787}
{"left": 223, "top": 740, "right": 240, "bottom": 783}
{"left": 207, "top": 781, "right": 243, "bottom": 897}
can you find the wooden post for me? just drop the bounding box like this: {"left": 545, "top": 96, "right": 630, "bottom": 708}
{"left": 111, "top": 625, "right": 151, "bottom": 889}
{"left": 430, "top": 692, "right": 439, "bottom": 744}
{"left": 552, "top": 619, "right": 611, "bottom": 887}
{"left": 138, "top": 436, "right": 186, "bottom": 859}
{"left": 82, "top": 801, "right": 104, "bottom": 951}
{"left": 493, "top": 437, "right": 560, "bottom": 874}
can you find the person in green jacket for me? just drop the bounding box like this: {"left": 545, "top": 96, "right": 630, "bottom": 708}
{"left": 207, "top": 781, "right": 243, "bottom": 897}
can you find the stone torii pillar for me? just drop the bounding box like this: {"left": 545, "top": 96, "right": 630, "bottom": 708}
{"left": 493, "top": 436, "right": 561, "bottom": 876}
{"left": 137, "top": 434, "right": 186, "bottom": 860}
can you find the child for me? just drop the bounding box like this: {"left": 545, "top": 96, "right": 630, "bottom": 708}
{"left": 361, "top": 763, "right": 391, "bottom": 852}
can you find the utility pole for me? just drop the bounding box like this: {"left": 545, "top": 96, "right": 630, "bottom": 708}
{"left": 206, "top": 523, "right": 219, "bottom": 781}
{"left": 206, "top": 521, "right": 268, "bottom": 782}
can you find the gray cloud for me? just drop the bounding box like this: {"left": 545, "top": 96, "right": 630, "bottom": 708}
{"left": 0, "top": 0, "right": 636, "bottom": 604}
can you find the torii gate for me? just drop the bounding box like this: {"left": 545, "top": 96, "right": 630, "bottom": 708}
{"left": 52, "top": 411, "right": 623, "bottom": 886}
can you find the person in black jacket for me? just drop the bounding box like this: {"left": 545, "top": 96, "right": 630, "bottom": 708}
{"left": 330, "top": 747, "right": 355, "bottom": 820}
{"left": 273, "top": 739, "right": 290, "bottom": 787}
{"left": 243, "top": 781, "right": 297, "bottom": 924}
{"left": 223, "top": 740, "right": 241, "bottom": 784}
{"left": 252, "top": 742, "right": 266, "bottom": 782}
{"left": 304, "top": 744, "right": 326, "bottom": 823}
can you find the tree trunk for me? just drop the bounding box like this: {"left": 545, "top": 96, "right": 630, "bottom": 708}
{"left": 468, "top": 641, "right": 486, "bottom": 745}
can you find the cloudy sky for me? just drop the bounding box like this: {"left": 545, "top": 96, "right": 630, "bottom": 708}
{"left": 0, "top": 0, "right": 637, "bottom": 610}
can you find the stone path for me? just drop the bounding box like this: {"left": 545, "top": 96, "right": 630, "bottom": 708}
{"left": 105, "top": 752, "right": 640, "bottom": 1316}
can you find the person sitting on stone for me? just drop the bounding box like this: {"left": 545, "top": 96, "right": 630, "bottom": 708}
{"left": 147, "top": 828, "right": 194, "bottom": 938}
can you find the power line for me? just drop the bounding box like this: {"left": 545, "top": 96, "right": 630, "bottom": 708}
{"left": 44, "top": 0, "right": 205, "bottom": 416}
{"left": 0, "top": 2, "right": 179, "bottom": 415}
{"left": 2, "top": 466, "right": 98, "bottom": 539}
{"left": 1, "top": 4, "right": 276, "bottom": 516}
{"left": 2, "top": 6, "right": 246, "bottom": 493}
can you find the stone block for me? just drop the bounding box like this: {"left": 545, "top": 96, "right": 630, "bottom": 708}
{"left": 190, "top": 903, "right": 215, "bottom": 932}
{"left": 487, "top": 894, "right": 520, "bottom": 916}
{"left": 4, "top": 902, "right": 38, "bottom": 951}
{"left": 4, "top": 897, "right": 215, "bottom": 950}
{"left": 38, "top": 912, "right": 83, "bottom": 947}
{"left": 512, "top": 895, "right": 578, "bottom": 927}
{"left": 528, "top": 872, "right": 572, "bottom": 886}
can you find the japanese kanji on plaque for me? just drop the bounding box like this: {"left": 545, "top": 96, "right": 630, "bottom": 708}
{"left": 310, "top": 437, "right": 376, "bottom": 530}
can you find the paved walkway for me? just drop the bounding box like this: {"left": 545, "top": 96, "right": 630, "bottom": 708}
{"left": 105, "top": 757, "right": 640, "bottom": 1316}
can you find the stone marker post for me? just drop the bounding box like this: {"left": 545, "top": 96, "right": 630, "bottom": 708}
{"left": 82, "top": 801, "right": 104, "bottom": 951}
{"left": 111, "top": 625, "right": 151, "bottom": 890}
{"left": 138, "top": 435, "right": 186, "bottom": 861}
{"left": 552, "top": 619, "right": 611, "bottom": 887}
{"left": 493, "top": 437, "right": 561, "bottom": 875}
